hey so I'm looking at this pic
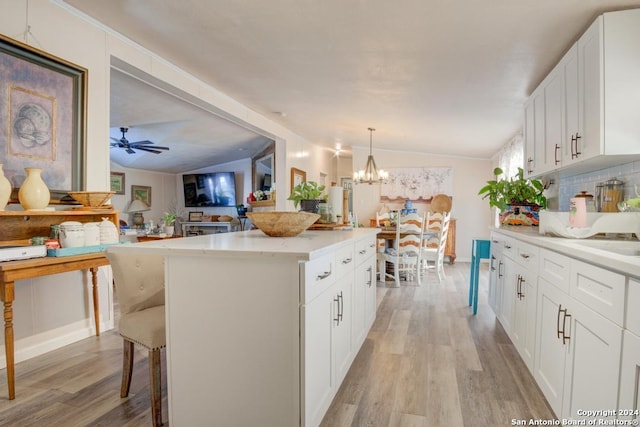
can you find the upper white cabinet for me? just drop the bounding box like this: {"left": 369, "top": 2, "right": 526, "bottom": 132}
{"left": 524, "top": 9, "right": 640, "bottom": 178}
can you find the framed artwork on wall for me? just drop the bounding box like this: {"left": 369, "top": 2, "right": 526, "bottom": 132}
{"left": 291, "top": 167, "right": 306, "bottom": 190}
{"left": 0, "top": 34, "right": 87, "bottom": 203}
{"left": 131, "top": 185, "right": 151, "bottom": 205}
{"left": 188, "top": 211, "right": 203, "bottom": 222}
{"left": 110, "top": 172, "right": 125, "bottom": 194}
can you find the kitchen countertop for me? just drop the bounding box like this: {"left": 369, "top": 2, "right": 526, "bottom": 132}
{"left": 107, "top": 228, "right": 378, "bottom": 261}
{"left": 493, "top": 226, "right": 640, "bottom": 278}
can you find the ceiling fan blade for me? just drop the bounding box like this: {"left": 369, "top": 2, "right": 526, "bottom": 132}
{"left": 132, "top": 145, "right": 170, "bottom": 150}
{"left": 110, "top": 137, "right": 121, "bottom": 143}
{"left": 130, "top": 140, "right": 155, "bottom": 145}
{"left": 125, "top": 147, "right": 136, "bottom": 154}
{"left": 134, "top": 146, "right": 163, "bottom": 154}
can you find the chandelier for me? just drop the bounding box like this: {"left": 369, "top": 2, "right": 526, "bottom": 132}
{"left": 353, "top": 127, "right": 389, "bottom": 185}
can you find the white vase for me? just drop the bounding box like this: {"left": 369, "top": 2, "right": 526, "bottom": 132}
{"left": 0, "top": 164, "right": 11, "bottom": 211}
{"left": 164, "top": 225, "right": 175, "bottom": 236}
{"left": 18, "top": 167, "right": 50, "bottom": 210}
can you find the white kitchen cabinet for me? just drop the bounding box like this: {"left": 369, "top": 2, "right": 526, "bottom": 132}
{"left": 619, "top": 279, "right": 640, "bottom": 422}
{"left": 333, "top": 275, "right": 354, "bottom": 387}
{"left": 524, "top": 89, "right": 546, "bottom": 178}
{"left": 353, "top": 255, "right": 376, "bottom": 347}
{"left": 535, "top": 259, "right": 623, "bottom": 420}
{"left": 498, "top": 255, "right": 516, "bottom": 335}
{"left": 488, "top": 233, "right": 505, "bottom": 313}
{"left": 524, "top": 9, "right": 640, "bottom": 177}
{"left": 524, "top": 97, "right": 536, "bottom": 176}
{"left": 511, "top": 262, "right": 538, "bottom": 372}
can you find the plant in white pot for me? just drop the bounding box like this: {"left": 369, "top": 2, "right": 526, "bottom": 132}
{"left": 478, "top": 167, "right": 547, "bottom": 225}
{"left": 163, "top": 212, "right": 177, "bottom": 235}
{"left": 288, "top": 181, "right": 328, "bottom": 213}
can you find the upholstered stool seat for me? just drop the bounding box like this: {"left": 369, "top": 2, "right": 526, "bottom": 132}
{"left": 469, "top": 238, "right": 491, "bottom": 315}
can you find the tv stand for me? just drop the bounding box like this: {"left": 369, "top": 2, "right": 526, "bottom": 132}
{"left": 181, "top": 221, "right": 233, "bottom": 235}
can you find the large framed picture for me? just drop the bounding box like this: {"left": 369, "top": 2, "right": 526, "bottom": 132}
{"left": 0, "top": 34, "right": 87, "bottom": 203}
{"left": 291, "top": 167, "right": 306, "bottom": 190}
{"left": 131, "top": 185, "right": 151, "bottom": 205}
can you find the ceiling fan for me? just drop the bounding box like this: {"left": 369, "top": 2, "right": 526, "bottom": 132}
{"left": 110, "top": 127, "right": 170, "bottom": 154}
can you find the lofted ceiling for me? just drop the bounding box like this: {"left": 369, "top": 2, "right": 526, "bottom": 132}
{"left": 65, "top": 0, "right": 640, "bottom": 171}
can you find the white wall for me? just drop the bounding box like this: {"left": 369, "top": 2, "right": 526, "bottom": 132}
{"left": 352, "top": 146, "right": 494, "bottom": 262}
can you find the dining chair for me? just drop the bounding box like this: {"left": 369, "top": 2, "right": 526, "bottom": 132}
{"left": 419, "top": 211, "right": 451, "bottom": 282}
{"left": 106, "top": 252, "right": 166, "bottom": 427}
{"left": 375, "top": 210, "right": 391, "bottom": 280}
{"left": 380, "top": 212, "right": 424, "bottom": 287}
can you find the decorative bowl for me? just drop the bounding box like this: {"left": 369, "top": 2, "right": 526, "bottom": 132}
{"left": 67, "top": 191, "right": 115, "bottom": 207}
{"left": 218, "top": 215, "right": 233, "bottom": 222}
{"left": 247, "top": 211, "right": 320, "bottom": 237}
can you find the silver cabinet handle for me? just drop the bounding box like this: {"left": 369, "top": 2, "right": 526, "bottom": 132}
{"left": 359, "top": 249, "right": 367, "bottom": 255}
{"left": 341, "top": 257, "right": 353, "bottom": 265}
{"left": 316, "top": 265, "right": 332, "bottom": 281}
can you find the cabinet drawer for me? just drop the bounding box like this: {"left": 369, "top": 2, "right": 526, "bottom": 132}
{"left": 303, "top": 253, "right": 336, "bottom": 304}
{"left": 539, "top": 248, "right": 571, "bottom": 294}
{"left": 502, "top": 236, "right": 516, "bottom": 258}
{"left": 513, "top": 240, "right": 539, "bottom": 270}
{"left": 627, "top": 279, "right": 640, "bottom": 336}
{"left": 569, "top": 258, "right": 626, "bottom": 326}
{"left": 355, "top": 236, "right": 377, "bottom": 265}
{"left": 335, "top": 243, "right": 355, "bottom": 279}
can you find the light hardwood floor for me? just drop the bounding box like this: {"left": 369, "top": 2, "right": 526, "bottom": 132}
{"left": 0, "top": 262, "right": 553, "bottom": 426}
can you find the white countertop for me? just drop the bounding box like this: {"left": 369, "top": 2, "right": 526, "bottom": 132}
{"left": 107, "top": 228, "right": 378, "bottom": 261}
{"left": 494, "top": 226, "right": 640, "bottom": 278}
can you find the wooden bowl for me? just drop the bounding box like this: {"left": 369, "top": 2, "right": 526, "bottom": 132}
{"left": 67, "top": 191, "right": 115, "bottom": 207}
{"left": 218, "top": 215, "right": 233, "bottom": 222}
{"left": 430, "top": 194, "right": 452, "bottom": 212}
{"left": 247, "top": 211, "right": 320, "bottom": 237}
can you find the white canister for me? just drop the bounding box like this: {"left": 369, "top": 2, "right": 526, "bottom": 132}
{"left": 99, "top": 218, "right": 119, "bottom": 244}
{"left": 59, "top": 221, "right": 85, "bottom": 248}
{"left": 83, "top": 222, "right": 101, "bottom": 246}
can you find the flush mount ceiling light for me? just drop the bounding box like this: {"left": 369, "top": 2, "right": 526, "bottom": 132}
{"left": 354, "top": 127, "right": 389, "bottom": 185}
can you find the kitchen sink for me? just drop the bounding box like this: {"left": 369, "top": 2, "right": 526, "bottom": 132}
{"left": 572, "top": 239, "right": 640, "bottom": 257}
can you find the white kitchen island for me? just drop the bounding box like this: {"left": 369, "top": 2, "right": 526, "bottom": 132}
{"left": 106, "top": 228, "right": 379, "bottom": 427}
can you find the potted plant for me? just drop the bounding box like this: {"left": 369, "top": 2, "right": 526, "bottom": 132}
{"left": 236, "top": 203, "right": 247, "bottom": 216}
{"left": 163, "top": 212, "right": 177, "bottom": 235}
{"left": 478, "top": 167, "right": 547, "bottom": 225}
{"left": 288, "top": 181, "right": 328, "bottom": 213}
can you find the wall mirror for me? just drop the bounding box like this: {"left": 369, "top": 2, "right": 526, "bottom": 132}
{"left": 252, "top": 142, "right": 275, "bottom": 192}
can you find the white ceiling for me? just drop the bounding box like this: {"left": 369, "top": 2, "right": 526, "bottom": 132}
{"left": 65, "top": 0, "right": 640, "bottom": 171}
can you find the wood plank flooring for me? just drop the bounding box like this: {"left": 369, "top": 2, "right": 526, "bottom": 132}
{"left": 0, "top": 262, "right": 554, "bottom": 426}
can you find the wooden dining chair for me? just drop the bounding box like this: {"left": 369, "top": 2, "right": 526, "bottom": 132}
{"left": 380, "top": 212, "right": 424, "bottom": 287}
{"left": 106, "top": 252, "right": 166, "bottom": 427}
{"left": 419, "top": 211, "right": 451, "bottom": 282}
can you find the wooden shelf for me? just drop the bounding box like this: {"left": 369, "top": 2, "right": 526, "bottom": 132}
{"left": 249, "top": 200, "right": 275, "bottom": 208}
{"left": 0, "top": 210, "right": 120, "bottom": 244}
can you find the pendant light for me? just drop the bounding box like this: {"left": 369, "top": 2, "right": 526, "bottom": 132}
{"left": 354, "top": 127, "right": 389, "bottom": 185}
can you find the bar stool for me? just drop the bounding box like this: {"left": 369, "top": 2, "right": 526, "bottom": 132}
{"left": 469, "top": 238, "right": 491, "bottom": 315}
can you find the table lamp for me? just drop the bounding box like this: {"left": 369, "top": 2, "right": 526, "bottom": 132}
{"left": 125, "top": 199, "right": 150, "bottom": 228}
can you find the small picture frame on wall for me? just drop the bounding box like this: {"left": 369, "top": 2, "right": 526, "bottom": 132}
{"left": 110, "top": 172, "right": 125, "bottom": 194}
{"left": 189, "top": 211, "right": 203, "bottom": 222}
{"left": 201, "top": 214, "right": 212, "bottom": 222}
{"left": 291, "top": 167, "right": 306, "bottom": 189}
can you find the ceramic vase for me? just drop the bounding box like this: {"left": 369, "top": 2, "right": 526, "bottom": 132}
{"left": 18, "top": 167, "right": 50, "bottom": 210}
{"left": 164, "top": 225, "right": 175, "bottom": 236}
{"left": 0, "top": 164, "right": 11, "bottom": 211}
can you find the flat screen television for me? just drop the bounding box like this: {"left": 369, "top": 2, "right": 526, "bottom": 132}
{"left": 182, "top": 172, "right": 237, "bottom": 207}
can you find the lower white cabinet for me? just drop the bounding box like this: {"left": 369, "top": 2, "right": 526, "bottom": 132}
{"left": 619, "top": 331, "right": 640, "bottom": 422}
{"left": 488, "top": 234, "right": 505, "bottom": 313}
{"left": 511, "top": 262, "right": 538, "bottom": 371}
{"left": 498, "top": 255, "right": 516, "bottom": 334}
{"left": 535, "top": 271, "right": 622, "bottom": 420}
{"left": 303, "top": 235, "right": 376, "bottom": 427}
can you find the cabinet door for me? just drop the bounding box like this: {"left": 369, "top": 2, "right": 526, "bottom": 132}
{"left": 533, "top": 91, "right": 546, "bottom": 176}
{"left": 353, "top": 255, "right": 376, "bottom": 349}
{"left": 303, "top": 288, "right": 334, "bottom": 427}
{"left": 498, "top": 256, "right": 516, "bottom": 335}
{"left": 562, "top": 298, "right": 622, "bottom": 420}
{"left": 619, "top": 331, "right": 640, "bottom": 422}
{"left": 534, "top": 277, "right": 568, "bottom": 417}
{"left": 333, "top": 276, "right": 353, "bottom": 386}
{"left": 511, "top": 264, "right": 538, "bottom": 372}
{"left": 578, "top": 16, "right": 603, "bottom": 160}
{"left": 562, "top": 44, "right": 581, "bottom": 165}
{"left": 543, "top": 67, "right": 563, "bottom": 172}
{"left": 363, "top": 256, "right": 377, "bottom": 331}
{"left": 524, "top": 100, "right": 536, "bottom": 177}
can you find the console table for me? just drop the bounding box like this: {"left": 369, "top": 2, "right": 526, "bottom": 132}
{"left": 181, "top": 221, "right": 233, "bottom": 235}
{"left": 0, "top": 252, "right": 108, "bottom": 399}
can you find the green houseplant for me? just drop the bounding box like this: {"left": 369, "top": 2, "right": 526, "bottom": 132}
{"left": 288, "top": 181, "right": 328, "bottom": 213}
{"left": 478, "top": 167, "right": 547, "bottom": 225}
